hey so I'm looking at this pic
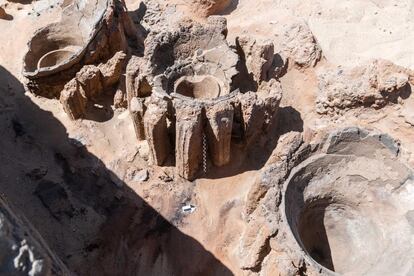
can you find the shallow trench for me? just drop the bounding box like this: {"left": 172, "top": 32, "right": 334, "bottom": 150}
{"left": 282, "top": 130, "right": 414, "bottom": 275}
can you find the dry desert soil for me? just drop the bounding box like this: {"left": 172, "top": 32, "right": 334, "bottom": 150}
{"left": 1, "top": 0, "right": 414, "bottom": 275}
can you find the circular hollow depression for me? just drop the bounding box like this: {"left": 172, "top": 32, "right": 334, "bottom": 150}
{"left": 37, "top": 48, "right": 79, "bottom": 70}
{"left": 23, "top": 24, "right": 84, "bottom": 75}
{"left": 174, "top": 75, "right": 221, "bottom": 99}
{"left": 283, "top": 133, "right": 414, "bottom": 275}
{"left": 296, "top": 198, "right": 380, "bottom": 273}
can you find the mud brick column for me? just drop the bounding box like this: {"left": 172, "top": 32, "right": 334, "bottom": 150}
{"left": 144, "top": 98, "right": 171, "bottom": 165}
{"left": 205, "top": 100, "right": 234, "bottom": 166}
{"left": 175, "top": 101, "right": 204, "bottom": 180}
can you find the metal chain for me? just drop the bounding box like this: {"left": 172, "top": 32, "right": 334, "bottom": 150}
{"left": 202, "top": 133, "right": 207, "bottom": 174}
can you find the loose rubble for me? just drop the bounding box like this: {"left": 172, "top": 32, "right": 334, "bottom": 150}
{"left": 0, "top": 197, "right": 70, "bottom": 275}
{"left": 316, "top": 59, "right": 413, "bottom": 115}
{"left": 281, "top": 21, "right": 322, "bottom": 68}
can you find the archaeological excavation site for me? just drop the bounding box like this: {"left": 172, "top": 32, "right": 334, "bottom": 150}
{"left": 1, "top": 0, "right": 414, "bottom": 275}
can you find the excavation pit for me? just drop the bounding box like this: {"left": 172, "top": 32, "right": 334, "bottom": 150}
{"left": 282, "top": 128, "right": 414, "bottom": 275}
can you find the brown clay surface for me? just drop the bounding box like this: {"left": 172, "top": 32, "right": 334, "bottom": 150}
{"left": 1, "top": 0, "right": 414, "bottom": 275}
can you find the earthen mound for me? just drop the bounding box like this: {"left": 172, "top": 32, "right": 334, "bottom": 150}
{"left": 316, "top": 59, "right": 414, "bottom": 115}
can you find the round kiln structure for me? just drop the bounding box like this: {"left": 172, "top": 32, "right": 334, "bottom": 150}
{"left": 128, "top": 56, "right": 280, "bottom": 180}
{"left": 23, "top": 0, "right": 107, "bottom": 77}
{"left": 22, "top": 0, "right": 130, "bottom": 98}
{"left": 281, "top": 128, "right": 414, "bottom": 275}
{"left": 126, "top": 17, "right": 282, "bottom": 180}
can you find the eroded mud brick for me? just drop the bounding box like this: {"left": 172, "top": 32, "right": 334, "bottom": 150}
{"left": 130, "top": 97, "right": 146, "bottom": 141}
{"left": 60, "top": 79, "right": 87, "bottom": 120}
{"left": 143, "top": 98, "right": 170, "bottom": 165}
{"left": 175, "top": 101, "right": 203, "bottom": 180}
{"left": 205, "top": 101, "right": 234, "bottom": 167}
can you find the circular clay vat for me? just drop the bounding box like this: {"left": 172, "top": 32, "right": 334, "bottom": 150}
{"left": 23, "top": 23, "right": 85, "bottom": 76}
{"left": 23, "top": 0, "right": 109, "bottom": 78}
{"left": 282, "top": 128, "right": 414, "bottom": 275}
{"left": 174, "top": 75, "right": 223, "bottom": 99}
{"left": 37, "top": 47, "right": 81, "bottom": 70}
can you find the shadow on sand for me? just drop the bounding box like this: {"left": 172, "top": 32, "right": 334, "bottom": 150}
{"left": 201, "top": 105, "right": 304, "bottom": 180}
{"left": 0, "top": 65, "right": 233, "bottom": 275}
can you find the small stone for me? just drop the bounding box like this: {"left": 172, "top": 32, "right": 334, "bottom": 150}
{"left": 159, "top": 172, "right": 173, "bottom": 182}
{"left": 132, "top": 169, "right": 149, "bottom": 182}
{"left": 281, "top": 21, "right": 322, "bottom": 67}
{"left": 138, "top": 141, "right": 150, "bottom": 161}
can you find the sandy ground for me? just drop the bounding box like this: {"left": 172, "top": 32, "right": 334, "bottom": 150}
{"left": 1, "top": 0, "right": 414, "bottom": 275}
{"left": 225, "top": 0, "right": 414, "bottom": 69}
{"left": 224, "top": 0, "right": 414, "bottom": 166}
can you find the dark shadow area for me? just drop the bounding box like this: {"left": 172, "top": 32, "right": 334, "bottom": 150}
{"left": 130, "top": 1, "right": 147, "bottom": 24}
{"left": 7, "top": 0, "right": 32, "bottom": 4}
{"left": 127, "top": 1, "right": 149, "bottom": 44}
{"left": 297, "top": 201, "right": 335, "bottom": 271}
{"left": 399, "top": 83, "right": 412, "bottom": 100}
{"left": 284, "top": 170, "right": 335, "bottom": 272}
{"left": 272, "top": 53, "right": 288, "bottom": 79}
{"left": 380, "top": 82, "right": 412, "bottom": 104}
{"left": 277, "top": 106, "right": 304, "bottom": 135}
{"left": 232, "top": 40, "right": 258, "bottom": 93}
{"left": 0, "top": 11, "right": 13, "bottom": 20}
{"left": 0, "top": 65, "right": 233, "bottom": 275}
{"left": 218, "top": 0, "right": 239, "bottom": 15}
{"left": 201, "top": 106, "right": 304, "bottom": 179}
